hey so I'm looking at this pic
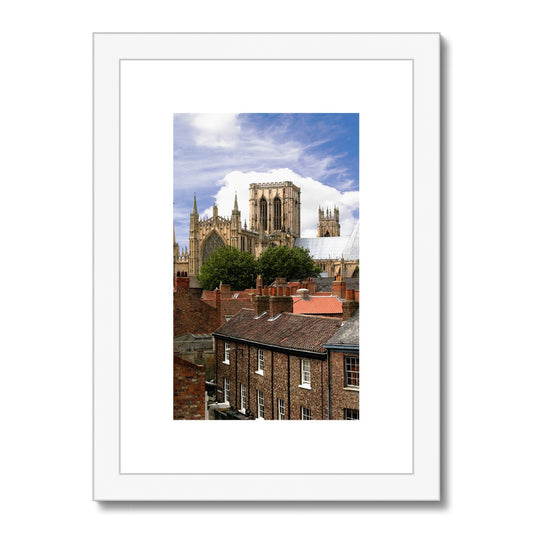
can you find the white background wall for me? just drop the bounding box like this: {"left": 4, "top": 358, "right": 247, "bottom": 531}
{"left": 1, "top": 1, "right": 532, "bottom": 531}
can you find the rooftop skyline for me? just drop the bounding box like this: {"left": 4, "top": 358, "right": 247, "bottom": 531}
{"left": 173, "top": 113, "right": 359, "bottom": 250}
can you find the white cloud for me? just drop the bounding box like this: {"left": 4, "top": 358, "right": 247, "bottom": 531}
{"left": 200, "top": 168, "right": 359, "bottom": 238}
{"left": 188, "top": 113, "right": 240, "bottom": 148}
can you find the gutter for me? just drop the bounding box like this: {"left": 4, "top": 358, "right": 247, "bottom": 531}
{"left": 213, "top": 332, "right": 328, "bottom": 360}
{"left": 323, "top": 344, "right": 359, "bottom": 353}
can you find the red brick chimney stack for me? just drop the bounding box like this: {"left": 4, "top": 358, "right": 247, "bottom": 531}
{"left": 174, "top": 275, "right": 190, "bottom": 293}
{"left": 306, "top": 278, "right": 316, "bottom": 294}
{"left": 254, "top": 294, "right": 270, "bottom": 316}
{"left": 269, "top": 294, "right": 294, "bottom": 317}
{"left": 266, "top": 278, "right": 293, "bottom": 316}
{"left": 342, "top": 288, "right": 359, "bottom": 320}
{"left": 219, "top": 283, "right": 231, "bottom": 296}
{"left": 332, "top": 275, "right": 346, "bottom": 299}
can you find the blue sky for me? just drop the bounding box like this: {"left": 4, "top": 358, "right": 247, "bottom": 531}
{"left": 173, "top": 113, "right": 359, "bottom": 250}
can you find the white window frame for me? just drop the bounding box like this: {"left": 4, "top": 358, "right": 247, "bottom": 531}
{"left": 300, "top": 358, "right": 311, "bottom": 388}
{"left": 256, "top": 349, "right": 264, "bottom": 375}
{"left": 223, "top": 342, "right": 230, "bottom": 364}
{"left": 344, "top": 408, "right": 359, "bottom": 420}
{"left": 301, "top": 406, "right": 311, "bottom": 420}
{"left": 240, "top": 383, "right": 247, "bottom": 413}
{"left": 223, "top": 377, "right": 230, "bottom": 404}
{"left": 344, "top": 355, "right": 359, "bottom": 389}
{"left": 277, "top": 398, "right": 285, "bottom": 420}
{"left": 257, "top": 390, "right": 264, "bottom": 419}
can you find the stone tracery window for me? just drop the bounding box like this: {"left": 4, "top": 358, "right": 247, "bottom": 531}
{"left": 273, "top": 197, "right": 281, "bottom": 231}
{"left": 259, "top": 198, "right": 267, "bottom": 231}
{"left": 202, "top": 232, "right": 225, "bottom": 263}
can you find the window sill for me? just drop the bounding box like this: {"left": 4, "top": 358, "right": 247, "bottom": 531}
{"left": 222, "top": 360, "right": 230, "bottom": 365}
{"left": 298, "top": 384, "right": 311, "bottom": 390}
{"left": 255, "top": 370, "right": 264, "bottom": 376}
{"left": 344, "top": 386, "right": 359, "bottom": 392}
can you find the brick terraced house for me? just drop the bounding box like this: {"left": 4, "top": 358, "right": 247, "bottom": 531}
{"left": 211, "top": 289, "right": 359, "bottom": 420}
{"left": 324, "top": 311, "right": 360, "bottom": 420}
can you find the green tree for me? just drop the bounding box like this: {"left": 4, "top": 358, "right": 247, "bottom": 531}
{"left": 198, "top": 245, "right": 258, "bottom": 291}
{"left": 257, "top": 246, "right": 321, "bottom": 285}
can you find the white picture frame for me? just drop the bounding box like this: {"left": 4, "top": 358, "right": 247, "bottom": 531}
{"left": 93, "top": 32, "right": 440, "bottom": 501}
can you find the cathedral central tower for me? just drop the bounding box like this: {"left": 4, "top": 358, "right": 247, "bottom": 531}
{"left": 249, "top": 181, "right": 301, "bottom": 237}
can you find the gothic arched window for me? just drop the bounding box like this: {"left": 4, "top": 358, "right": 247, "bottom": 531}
{"left": 273, "top": 197, "right": 281, "bottom": 231}
{"left": 202, "top": 232, "right": 225, "bottom": 263}
{"left": 259, "top": 198, "right": 267, "bottom": 231}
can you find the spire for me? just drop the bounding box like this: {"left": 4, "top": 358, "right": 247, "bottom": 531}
{"left": 192, "top": 193, "right": 198, "bottom": 215}
{"left": 232, "top": 190, "right": 240, "bottom": 217}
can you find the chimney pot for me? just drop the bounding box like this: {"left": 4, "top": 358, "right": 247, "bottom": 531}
{"left": 296, "top": 288, "right": 311, "bottom": 300}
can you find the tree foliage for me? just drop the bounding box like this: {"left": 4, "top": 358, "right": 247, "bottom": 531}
{"left": 257, "top": 246, "right": 321, "bottom": 286}
{"left": 198, "top": 245, "right": 258, "bottom": 291}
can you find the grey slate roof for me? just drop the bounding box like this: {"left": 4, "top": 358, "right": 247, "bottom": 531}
{"left": 312, "top": 277, "right": 359, "bottom": 292}
{"left": 324, "top": 310, "right": 359, "bottom": 348}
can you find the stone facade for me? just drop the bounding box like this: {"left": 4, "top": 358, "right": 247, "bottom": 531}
{"left": 249, "top": 181, "right": 301, "bottom": 237}
{"left": 174, "top": 180, "right": 359, "bottom": 278}
{"left": 317, "top": 206, "right": 340, "bottom": 237}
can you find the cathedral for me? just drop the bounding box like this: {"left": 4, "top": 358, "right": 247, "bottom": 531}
{"left": 174, "top": 181, "right": 359, "bottom": 279}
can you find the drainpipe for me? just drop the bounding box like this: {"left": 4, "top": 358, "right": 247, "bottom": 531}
{"left": 215, "top": 339, "right": 219, "bottom": 403}
{"left": 327, "top": 350, "right": 331, "bottom": 420}
{"left": 287, "top": 354, "right": 291, "bottom": 420}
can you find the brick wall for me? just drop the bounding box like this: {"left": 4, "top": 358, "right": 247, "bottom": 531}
{"left": 328, "top": 350, "right": 359, "bottom": 420}
{"left": 176, "top": 349, "right": 216, "bottom": 381}
{"left": 215, "top": 338, "right": 360, "bottom": 420}
{"left": 288, "top": 356, "right": 327, "bottom": 420}
{"left": 173, "top": 355, "right": 206, "bottom": 420}
{"left": 215, "top": 338, "right": 330, "bottom": 420}
{"left": 174, "top": 288, "right": 220, "bottom": 336}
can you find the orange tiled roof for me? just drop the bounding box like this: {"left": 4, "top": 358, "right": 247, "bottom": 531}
{"left": 292, "top": 295, "right": 343, "bottom": 315}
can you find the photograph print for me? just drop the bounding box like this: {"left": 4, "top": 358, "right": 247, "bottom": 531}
{"left": 173, "top": 113, "right": 359, "bottom": 420}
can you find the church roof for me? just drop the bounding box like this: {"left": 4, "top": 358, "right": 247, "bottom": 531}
{"left": 295, "top": 220, "right": 359, "bottom": 260}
